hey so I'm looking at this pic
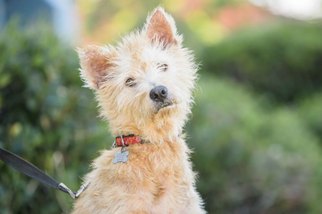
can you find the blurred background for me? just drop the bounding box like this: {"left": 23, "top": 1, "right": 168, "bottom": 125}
{"left": 1, "top": 0, "right": 322, "bottom": 213}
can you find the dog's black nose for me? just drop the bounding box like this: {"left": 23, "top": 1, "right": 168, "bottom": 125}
{"left": 150, "top": 85, "right": 168, "bottom": 102}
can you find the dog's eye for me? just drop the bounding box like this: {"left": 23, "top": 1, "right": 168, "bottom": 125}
{"left": 157, "top": 63, "right": 168, "bottom": 72}
{"left": 125, "top": 78, "right": 136, "bottom": 87}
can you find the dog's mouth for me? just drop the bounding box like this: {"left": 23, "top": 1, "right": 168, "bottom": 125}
{"left": 155, "top": 99, "right": 174, "bottom": 112}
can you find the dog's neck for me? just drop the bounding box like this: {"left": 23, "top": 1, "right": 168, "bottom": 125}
{"left": 116, "top": 127, "right": 181, "bottom": 143}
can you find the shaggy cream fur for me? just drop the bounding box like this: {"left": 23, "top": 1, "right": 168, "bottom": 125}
{"left": 72, "top": 7, "right": 205, "bottom": 214}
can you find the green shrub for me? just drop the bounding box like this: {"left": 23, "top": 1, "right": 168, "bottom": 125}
{"left": 202, "top": 21, "right": 322, "bottom": 103}
{"left": 0, "top": 23, "right": 110, "bottom": 213}
{"left": 187, "top": 76, "right": 322, "bottom": 213}
{"left": 297, "top": 93, "right": 322, "bottom": 141}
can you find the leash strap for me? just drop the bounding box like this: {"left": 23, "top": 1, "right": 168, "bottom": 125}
{"left": 0, "top": 147, "right": 88, "bottom": 199}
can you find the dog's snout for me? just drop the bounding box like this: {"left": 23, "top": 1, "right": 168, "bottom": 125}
{"left": 150, "top": 85, "right": 168, "bottom": 102}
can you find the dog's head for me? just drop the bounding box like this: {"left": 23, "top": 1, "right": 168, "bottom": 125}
{"left": 78, "top": 7, "right": 197, "bottom": 140}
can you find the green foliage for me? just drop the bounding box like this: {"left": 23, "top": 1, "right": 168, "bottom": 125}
{"left": 298, "top": 93, "right": 322, "bottom": 141}
{"left": 202, "top": 21, "right": 322, "bottom": 103}
{"left": 0, "top": 23, "right": 110, "bottom": 213}
{"left": 187, "top": 77, "right": 322, "bottom": 213}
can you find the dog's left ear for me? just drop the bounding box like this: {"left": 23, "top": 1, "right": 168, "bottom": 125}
{"left": 78, "top": 45, "right": 115, "bottom": 90}
{"left": 145, "top": 7, "right": 179, "bottom": 46}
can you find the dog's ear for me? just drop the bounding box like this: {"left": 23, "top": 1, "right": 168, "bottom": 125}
{"left": 77, "top": 45, "right": 115, "bottom": 90}
{"left": 145, "top": 7, "right": 179, "bottom": 46}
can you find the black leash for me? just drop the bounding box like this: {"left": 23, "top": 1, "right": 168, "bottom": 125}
{"left": 0, "top": 147, "right": 89, "bottom": 199}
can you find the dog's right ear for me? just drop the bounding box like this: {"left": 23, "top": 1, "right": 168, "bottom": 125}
{"left": 77, "top": 45, "right": 115, "bottom": 90}
{"left": 145, "top": 7, "right": 179, "bottom": 47}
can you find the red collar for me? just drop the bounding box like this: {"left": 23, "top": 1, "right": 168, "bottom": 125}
{"left": 114, "top": 135, "right": 142, "bottom": 147}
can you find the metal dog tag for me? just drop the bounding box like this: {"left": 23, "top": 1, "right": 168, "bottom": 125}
{"left": 112, "top": 147, "right": 129, "bottom": 164}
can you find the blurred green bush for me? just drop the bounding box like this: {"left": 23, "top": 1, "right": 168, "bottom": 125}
{"left": 202, "top": 21, "right": 322, "bottom": 103}
{"left": 187, "top": 77, "right": 322, "bottom": 213}
{"left": 298, "top": 93, "right": 322, "bottom": 142}
{"left": 0, "top": 23, "right": 110, "bottom": 213}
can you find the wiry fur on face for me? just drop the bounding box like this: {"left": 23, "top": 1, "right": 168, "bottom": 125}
{"left": 78, "top": 8, "right": 197, "bottom": 142}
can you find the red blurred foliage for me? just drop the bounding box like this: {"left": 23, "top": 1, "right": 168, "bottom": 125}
{"left": 216, "top": 3, "right": 273, "bottom": 31}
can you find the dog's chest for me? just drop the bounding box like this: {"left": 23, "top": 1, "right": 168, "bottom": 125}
{"left": 106, "top": 142, "right": 188, "bottom": 187}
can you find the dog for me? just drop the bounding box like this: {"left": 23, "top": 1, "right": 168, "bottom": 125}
{"left": 72, "top": 7, "right": 205, "bottom": 214}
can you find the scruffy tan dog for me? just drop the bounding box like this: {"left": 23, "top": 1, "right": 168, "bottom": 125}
{"left": 72, "top": 7, "right": 205, "bottom": 214}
